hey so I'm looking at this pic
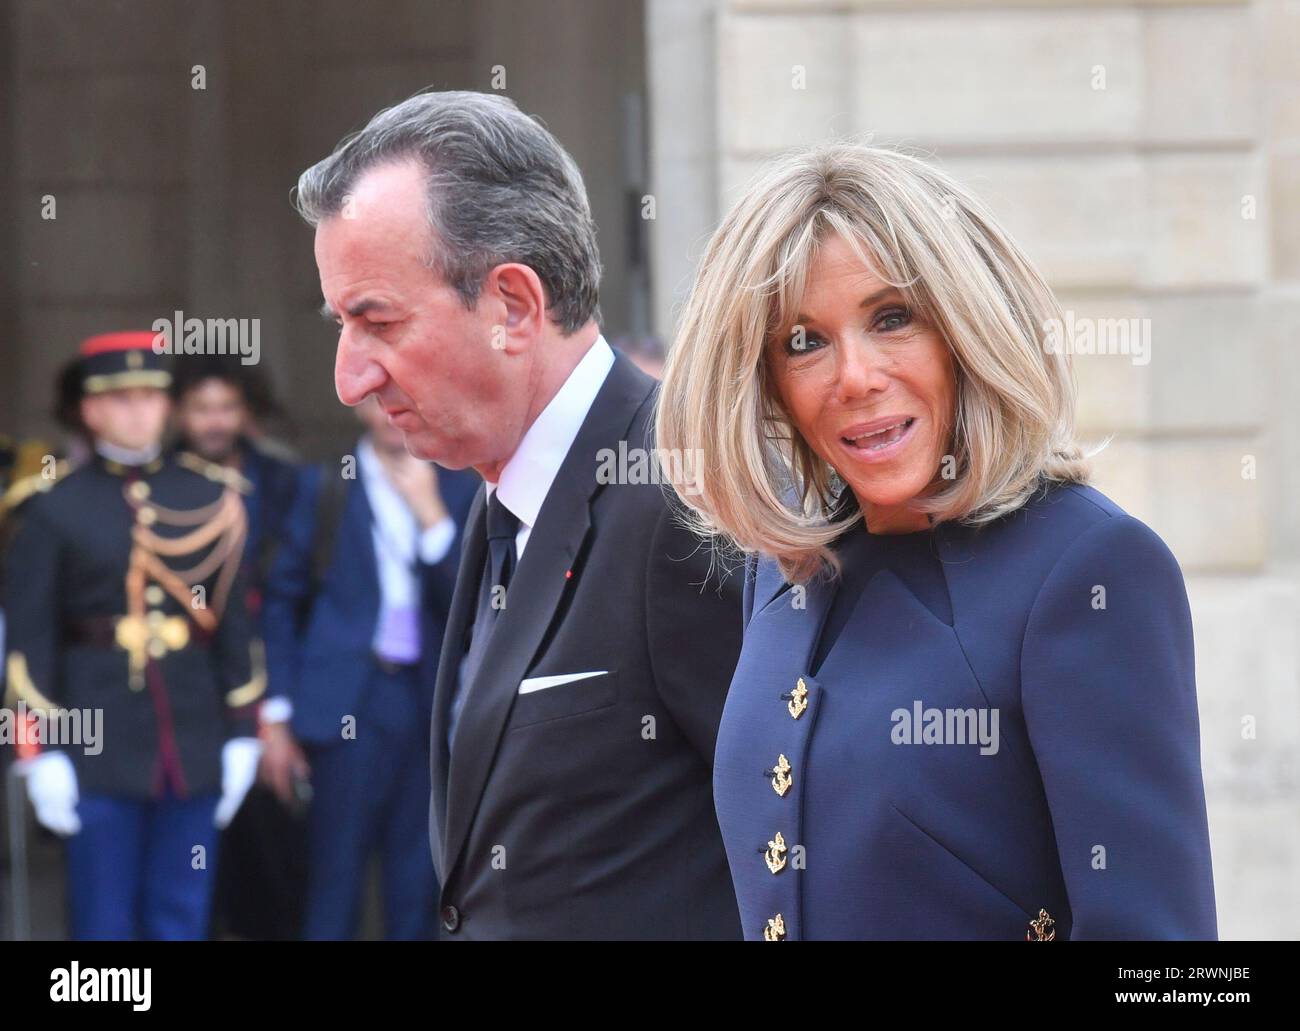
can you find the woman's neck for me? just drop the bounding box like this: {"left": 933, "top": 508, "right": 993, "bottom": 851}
{"left": 860, "top": 499, "right": 931, "bottom": 535}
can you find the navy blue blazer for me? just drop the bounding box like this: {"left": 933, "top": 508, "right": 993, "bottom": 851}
{"left": 261, "top": 454, "right": 478, "bottom": 745}
{"left": 236, "top": 438, "right": 299, "bottom": 585}
{"left": 715, "top": 482, "right": 1217, "bottom": 941}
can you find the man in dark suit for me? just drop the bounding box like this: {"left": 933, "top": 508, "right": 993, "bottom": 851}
{"left": 259, "top": 397, "right": 477, "bottom": 939}
{"left": 295, "top": 90, "right": 743, "bottom": 939}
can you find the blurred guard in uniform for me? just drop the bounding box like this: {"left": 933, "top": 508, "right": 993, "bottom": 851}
{"left": 2, "top": 331, "right": 264, "bottom": 940}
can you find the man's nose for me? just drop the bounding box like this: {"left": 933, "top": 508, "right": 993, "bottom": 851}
{"left": 833, "top": 338, "right": 891, "bottom": 403}
{"left": 334, "top": 327, "right": 386, "bottom": 407}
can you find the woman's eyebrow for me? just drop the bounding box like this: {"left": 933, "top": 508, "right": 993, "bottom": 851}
{"left": 793, "top": 286, "right": 900, "bottom": 326}
{"left": 858, "top": 286, "right": 901, "bottom": 309}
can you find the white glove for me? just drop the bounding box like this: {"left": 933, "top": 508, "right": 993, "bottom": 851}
{"left": 214, "top": 737, "right": 263, "bottom": 829}
{"left": 24, "top": 751, "right": 81, "bottom": 836}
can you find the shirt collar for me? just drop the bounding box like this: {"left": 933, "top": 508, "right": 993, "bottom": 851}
{"left": 486, "top": 334, "right": 615, "bottom": 529}
{"left": 356, "top": 436, "right": 381, "bottom": 482}
{"left": 95, "top": 438, "right": 162, "bottom": 470}
{"left": 356, "top": 436, "right": 408, "bottom": 509}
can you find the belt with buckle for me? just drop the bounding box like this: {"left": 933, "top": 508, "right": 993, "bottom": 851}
{"left": 64, "top": 614, "right": 212, "bottom": 649}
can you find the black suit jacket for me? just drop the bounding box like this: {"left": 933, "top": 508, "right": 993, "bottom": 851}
{"left": 429, "top": 352, "right": 743, "bottom": 940}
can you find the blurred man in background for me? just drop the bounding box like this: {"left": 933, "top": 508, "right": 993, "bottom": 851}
{"left": 171, "top": 354, "right": 300, "bottom": 598}
{"left": 610, "top": 334, "right": 665, "bottom": 380}
{"left": 170, "top": 353, "right": 306, "bottom": 940}
{"left": 259, "top": 396, "right": 476, "bottom": 939}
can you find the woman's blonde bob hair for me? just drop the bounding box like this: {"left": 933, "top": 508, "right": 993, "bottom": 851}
{"left": 655, "top": 142, "right": 1090, "bottom": 583}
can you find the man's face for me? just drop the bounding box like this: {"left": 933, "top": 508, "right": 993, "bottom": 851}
{"left": 173, "top": 377, "right": 247, "bottom": 461}
{"left": 315, "top": 158, "right": 530, "bottom": 470}
{"left": 80, "top": 387, "right": 171, "bottom": 452}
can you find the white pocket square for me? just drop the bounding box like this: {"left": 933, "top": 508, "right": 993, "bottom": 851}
{"left": 518, "top": 671, "right": 609, "bottom": 695}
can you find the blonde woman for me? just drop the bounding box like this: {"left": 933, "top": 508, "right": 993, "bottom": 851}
{"left": 656, "top": 143, "right": 1217, "bottom": 941}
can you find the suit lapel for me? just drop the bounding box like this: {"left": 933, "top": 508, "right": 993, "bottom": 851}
{"left": 439, "top": 354, "right": 654, "bottom": 882}
{"left": 429, "top": 485, "right": 488, "bottom": 869}
{"left": 347, "top": 474, "right": 382, "bottom": 609}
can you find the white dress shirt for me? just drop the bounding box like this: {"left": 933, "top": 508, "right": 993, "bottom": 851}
{"left": 485, "top": 334, "right": 615, "bottom": 562}
{"left": 358, "top": 437, "right": 457, "bottom": 662}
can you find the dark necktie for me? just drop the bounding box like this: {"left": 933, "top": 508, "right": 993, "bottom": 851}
{"left": 447, "top": 492, "right": 520, "bottom": 752}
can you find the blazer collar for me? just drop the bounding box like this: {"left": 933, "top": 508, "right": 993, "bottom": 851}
{"left": 750, "top": 557, "right": 836, "bottom": 675}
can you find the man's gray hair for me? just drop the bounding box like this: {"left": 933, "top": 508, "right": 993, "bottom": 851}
{"left": 295, "top": 90, "right": 601, "bottom": 334}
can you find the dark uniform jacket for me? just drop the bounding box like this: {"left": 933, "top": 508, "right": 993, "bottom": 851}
{"left": 3, "top": 450, "right": 261, "bottom": 798}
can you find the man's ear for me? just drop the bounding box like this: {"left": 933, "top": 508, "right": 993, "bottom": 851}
{"left": 484, "top": 263, "right": 547, "bottom": 352}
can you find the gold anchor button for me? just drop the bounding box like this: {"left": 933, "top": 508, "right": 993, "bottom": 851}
{"left": 137, "top": 505, "right": 157, "bottom": 526}
{"left": 770, "top": 753, "right": 792, "bottom": 797}
{"left": 764, "top": 830, "right": 788, "bottom": 874}
{"left": 128, "top": 480, "right": 151, "bottom": 501}
{"left": 1026, "top": 908, "right": 1055, "bottom": 941}
{"left": 786, "top": 677, "right": 809, "bottom": 719}
{"left": 763, "top": 913, "right": 786, "bottom": 941}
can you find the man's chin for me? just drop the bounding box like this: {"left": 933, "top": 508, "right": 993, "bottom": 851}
{"left": 194, "top": 443, "right": 236, "bottom": 462}
{"left": 402, "top": 430, "right": 476, "bottom": 471}
{"left": 399, "top": 430, "right": 445, "bottom": 463}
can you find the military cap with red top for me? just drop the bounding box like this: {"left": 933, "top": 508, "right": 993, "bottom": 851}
{"left": 79, "top": 330, "right": 171, "bottom": 395}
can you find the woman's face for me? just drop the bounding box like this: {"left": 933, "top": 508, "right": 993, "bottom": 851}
{"left": 767, "top": 234, "right": 957, "bottom": 534}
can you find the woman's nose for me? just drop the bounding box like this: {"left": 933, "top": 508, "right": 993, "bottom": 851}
{"left": 334, "top": 327, "right": 387, "bottom": 407}
{"left": 833, "top": 338, "right": 890, "bottom": 403}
